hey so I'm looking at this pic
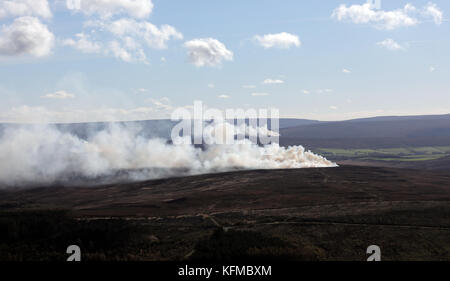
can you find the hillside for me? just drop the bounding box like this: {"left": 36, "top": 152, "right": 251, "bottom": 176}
{"left": 280, "top": 115, "right": 450, "bottom": 140}
{"left": 1, "top": 166, "right": 449, "bottom": 261}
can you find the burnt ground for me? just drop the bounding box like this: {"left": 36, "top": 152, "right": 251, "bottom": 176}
{"left": 1, "top": 165, "right": 450, "bottom": 261}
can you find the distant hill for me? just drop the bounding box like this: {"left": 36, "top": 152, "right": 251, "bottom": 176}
{"left": 280, "top": 114, "right": 450, "bottom": 139}
{"left": 279, "top": 114, "right": 450, "bottom": 149}
{"left": 343, "top": 114, "right": 450, "bottom": 123}
{"left": 277, "top": 118, "right": 320, "bottom": 128}
{"left": 1, "top": 114, "right": 449, "bottom": 149}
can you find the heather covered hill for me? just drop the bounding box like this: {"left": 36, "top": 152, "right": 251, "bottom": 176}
{"left": 1, "top": 166, "right": 449, "bottom": 261}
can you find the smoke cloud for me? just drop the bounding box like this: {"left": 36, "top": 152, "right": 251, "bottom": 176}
{"left": 0, "top": 123, "right": 336, "bottom": 187}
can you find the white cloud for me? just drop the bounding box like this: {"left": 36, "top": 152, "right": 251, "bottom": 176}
{"left": 41, "top": 90, "right": 75, "bottom": 99}
{"left": 251, "top": 92, "right": 269, "bottom": 96}
{"left": 82, "top": 18, "right": 182, "bottom": 63}
{"left": 108, "top": 40, "right": 147, "bottom": 63}
{"left": 317, "top": 89, "right": 333, "bottom": 94}
{"left": 183, "top": 38, "right": 233, "bottom": 67}
{"left": 62, "top": 3, "right": 181, "bottom": 64}
{"left": 342, "top": 68, "right": 351, "bottom": 74}
{"left": 109, "top": 40, "right": 132, "bottom": 62}
{"left": 0, "top": 0, "right": 52, "bottom": 19}
{"left": 429, "top": 66, "right": 436, "bottom": 72}
{"left": 377, "top": 38, "right": 404, "bottom": 51}
{"left": 332, "top": 3, "right": 418, "bottom": 30}
{"left": 208, "top": 83, "right": 215, "bottom": 88}
{"left": 254, "top": 32, "right": 301, "bottom": 49}
{"left": 423, "top": 3, "right": 443, "bottom": 25}
{"left": 0, "top": 16, "right": 54, "bottom": 57}
{"left": 62, "top": 33, "right": 102, "bottom": 53}
{"left": 66, "top": 0, "right": 154, "bottom": 19}
{"left": 263, "top": 79, "right": 284, "bottom": 84}
{"left": 330, "top": 105, "right": 338, "bottom": 110}
{"left": 160, "top": 97, "right": 170, "bottom": 103}
{"left": 332, "top": 2, "right": 444, "bottom": 30}
{"left": 218, "top": 94, "right": 230, "bottom": 99}
{"left": 146, "top": 97, "right": 172, "bottom": 110}
{"left": 136, "top": 88, "right": 148, "bottom": 93}
{"left": 107, "top": 18, "right": 183, "bottom": 49}
{"left": 302, "top": 88, "right": 333, "bottom": 94}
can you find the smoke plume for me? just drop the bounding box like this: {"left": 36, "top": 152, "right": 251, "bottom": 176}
{"left": 0, "top": 123, "right": 336, "bottom": 187}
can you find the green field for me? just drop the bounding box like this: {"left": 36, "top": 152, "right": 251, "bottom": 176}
{"left": 316, "top": 146, "right": 450, "bottom": 162}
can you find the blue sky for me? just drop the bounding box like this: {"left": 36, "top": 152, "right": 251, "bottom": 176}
{"left": 0, "top": 0, "right": 449, "bottom": 123}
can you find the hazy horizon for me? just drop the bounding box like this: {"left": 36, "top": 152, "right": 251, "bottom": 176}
{"left": 0, "top": 112, "right": 449, "bottom": 125}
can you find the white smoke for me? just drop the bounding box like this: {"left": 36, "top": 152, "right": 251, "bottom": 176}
{"left": 0, "top": 123, "right": 336, "bottom": 187}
